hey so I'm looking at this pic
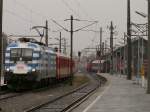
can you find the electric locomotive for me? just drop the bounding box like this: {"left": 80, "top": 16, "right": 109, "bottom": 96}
{"left": 4, "top": 38, "right": 74, "bottom": 90}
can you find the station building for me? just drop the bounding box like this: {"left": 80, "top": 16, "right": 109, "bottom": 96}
{"left": 104, "top": 37, "right": 148, "bottom": 79}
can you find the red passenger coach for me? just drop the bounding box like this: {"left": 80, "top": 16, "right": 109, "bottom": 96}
{"left": 86, "top": 63, "right": 92, "bottom": 72}
{"left": 56, "top": 53, "right": 74, "bottom": 80}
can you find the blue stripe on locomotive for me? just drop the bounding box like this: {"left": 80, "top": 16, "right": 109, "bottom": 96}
{"left": 7, "top": 42, "right": 18, "bottom": 47}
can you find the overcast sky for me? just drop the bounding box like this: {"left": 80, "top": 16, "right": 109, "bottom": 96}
{"left": 2, "top": 0, "right": 147, "bottom": 54}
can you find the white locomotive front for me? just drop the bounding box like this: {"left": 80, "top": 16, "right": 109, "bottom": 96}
{"left": 4, "top": 38, "right": 57, "bottom": 90}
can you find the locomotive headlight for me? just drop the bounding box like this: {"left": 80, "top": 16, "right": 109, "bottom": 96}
{"left": 6, "top": 68, "right": 10, "bottom": 71}
{"left": 32, "top": 69, "right": 36, "bottom": 72}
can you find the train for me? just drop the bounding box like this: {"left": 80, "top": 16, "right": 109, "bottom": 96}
{"left": 86, "top": 59, "right": 110, "bottom": 73}
{"left": 4, "top": 38, "right": 75, "bottom": 90}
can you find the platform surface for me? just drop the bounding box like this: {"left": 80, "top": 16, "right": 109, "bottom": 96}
{"left": 82, "top": 74, "right": 150, "bottom": 112}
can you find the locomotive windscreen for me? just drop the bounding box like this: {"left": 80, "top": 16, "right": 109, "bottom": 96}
{"left": 10, "top": 48, "right": 33, "bottom": 61}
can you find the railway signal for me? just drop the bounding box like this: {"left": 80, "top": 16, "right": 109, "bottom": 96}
{"left": 78, "top": 51, "right": 81, "bottom": 60}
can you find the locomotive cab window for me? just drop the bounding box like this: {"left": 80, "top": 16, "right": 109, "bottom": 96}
{"left": 10, "top": 48, "right": 33, "bottom": 61}
{"left": 10, "top": 48, "right": 21, "bottom": 61}
{"left": 22, "top": 48, "right": 33, "bottom": 61}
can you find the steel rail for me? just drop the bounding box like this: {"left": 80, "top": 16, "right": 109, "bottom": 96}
{"left": 25, "top": 74, "right": 107, "bottom": 112}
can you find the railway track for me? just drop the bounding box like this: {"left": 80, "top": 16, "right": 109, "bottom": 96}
{"left": 0, "top": 85, "right": 62, "bottom": 102}
{"left": 0, "top": 91, "right": 24, "bottom": 101}
{"left": 0, "top": 77, "right": 87, "bottom": 103}
{"left": 0, "top": 82, "right": 65, "bottom": 102}
{"left": 0, "top": 85, "right": 19, "bottom": 101}
{"left": 25, "top": 73, "right": 106, "bottom": 112}
{"left": 0, "top": 91, "right": 8, "bottom": 95}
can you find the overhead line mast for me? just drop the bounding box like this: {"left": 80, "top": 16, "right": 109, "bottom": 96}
{"left": 127, "top": 0, "right": 132, "bottom": 80}
{"left": 147, "top": 0, "right": 150, "bottom": 94}
{"left": 0, "top": 0, "right": 3, "bottom": 87}
{"left": 52, "top": 16, "right": 98, "bottom": 85}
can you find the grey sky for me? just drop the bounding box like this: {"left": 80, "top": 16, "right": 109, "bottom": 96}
{"left": 3, "top": 0, "right": 147, "bottom": 53}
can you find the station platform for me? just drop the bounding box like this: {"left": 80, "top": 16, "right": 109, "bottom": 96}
{"left": 78, "top": 74, "right": 150, "bottom": 112}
